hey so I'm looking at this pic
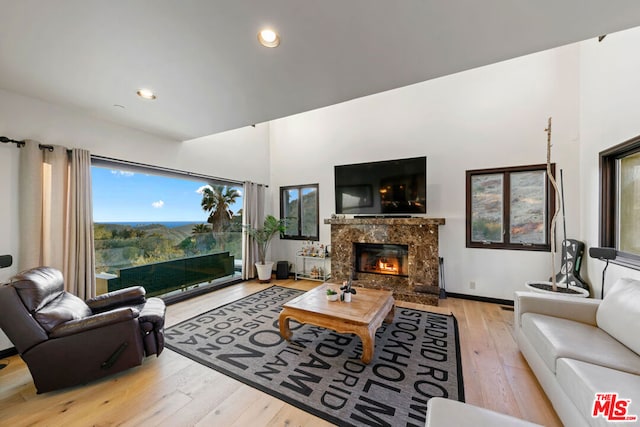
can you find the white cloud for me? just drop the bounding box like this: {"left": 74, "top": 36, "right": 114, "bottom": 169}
{"left": 151, "top": 200, "right": 164, "bottom": 208}
{"left": 195, "top": 184, "right": 213, "bottom": 194}
{"left": 110, "top": 170, "right": 135, "bottom": 177}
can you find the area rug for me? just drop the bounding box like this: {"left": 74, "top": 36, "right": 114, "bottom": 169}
{"left": 165, "top": 286, "right": 464, "bottom": 427}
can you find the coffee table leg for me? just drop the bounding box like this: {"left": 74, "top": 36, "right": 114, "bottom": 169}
{"left": 384, "top": 305, "right": 395, "bottom": 324}
{"left": 358, "top": 326, "right": 375, "bottom": 364}
{"left": 279, "top": 310, "right": 292, "bottom": 340}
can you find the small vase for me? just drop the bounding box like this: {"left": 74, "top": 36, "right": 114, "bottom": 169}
{"left": 344, "top": 292, "right": 352, "bottom": 302}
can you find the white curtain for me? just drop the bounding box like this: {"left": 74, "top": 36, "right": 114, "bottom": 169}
{"left": 18, "top": 140, "right": 96, "bottom": 297}
{"left": 65, "top": 149, "right": 96, "bottom": 298}
{"left": 242, "top": 182, "right": 265, "bottom": 280}
{"left": 18, "top": 141, "right": 46, "bottom": 270}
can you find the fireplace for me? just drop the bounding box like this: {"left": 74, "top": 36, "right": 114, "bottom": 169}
{"left": 325, "top": 217, "right": 445, "bottom": 305}
{"left": 355, "top": 243, "right": 408, "bottom": 277}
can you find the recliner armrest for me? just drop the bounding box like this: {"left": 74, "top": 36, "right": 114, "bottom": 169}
{"left": 49, "top": 307, "right": 140, "bottom": 338}
{"left": 514, "top": 291, "right": 600, "bottom": 335}
{"left": 86, "top": 286, "right": 146, "bottom": 313}
{"left": 138, "top": 297, "right": 165, "bottom": 325}
{"left": 138, "top": 297, "right": 166, "bottom": 356}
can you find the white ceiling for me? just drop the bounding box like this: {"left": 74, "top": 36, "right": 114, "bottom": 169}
{"left": 2, "top": 1, "right": 640, "bottom": 141}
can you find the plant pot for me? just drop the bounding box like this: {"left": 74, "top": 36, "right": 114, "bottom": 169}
{"left": 344, "top": 292, "right": 352, "bottom": 302}
{"left": 255, "top": 262, "right": 274, "bottom": 283}
{"left": 327, "top": 293, "right": 339, "bottom": 301}
{"left": 525, "top": 281, "right": 589, "bottom": 298}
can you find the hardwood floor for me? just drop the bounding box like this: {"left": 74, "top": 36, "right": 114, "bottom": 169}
{"left": 0, "top": 279, "right": 562, "bottom": 426}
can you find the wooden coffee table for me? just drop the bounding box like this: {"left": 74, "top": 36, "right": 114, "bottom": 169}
{"left": 279, "top": 283, "right": 395, "bottom": 364}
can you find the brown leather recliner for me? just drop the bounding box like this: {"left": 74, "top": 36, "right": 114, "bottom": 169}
{"left": 0, "top": 266, "right": 166, "bottom": 393}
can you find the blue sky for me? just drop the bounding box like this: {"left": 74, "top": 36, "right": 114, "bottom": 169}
{"left": 92, "top": 167, "right": 243, "bottom": 222}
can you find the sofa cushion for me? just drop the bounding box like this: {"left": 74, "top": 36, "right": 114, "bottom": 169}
{"left": 521, "top": 313, "right": 640, "bottom": 375}
{"left": 597, "top": 277, "right": 640, "bottom": 355}
{"left": 557, "top": 358, "right": 640, "bottom": 427}
{"left": 34, "top": 292, "right": 92, "bottom": 333}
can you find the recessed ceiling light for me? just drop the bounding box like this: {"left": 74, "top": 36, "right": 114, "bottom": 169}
{"left": 258, "top": 28, "right": 280, "bottom": 48}
{"left": 137, "top": 88, "right": 156, "bottom": 100}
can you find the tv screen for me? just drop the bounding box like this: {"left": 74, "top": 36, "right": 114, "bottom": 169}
{"left": 334, "top": 156, "right": 426, "bottom": 215}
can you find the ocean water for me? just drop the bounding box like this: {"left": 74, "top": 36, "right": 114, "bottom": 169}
{"left": 96, "top": 221, "right": 202, "bottom": 228}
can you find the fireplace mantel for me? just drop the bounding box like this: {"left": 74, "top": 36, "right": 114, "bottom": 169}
{"left": 324, "top": 217, "right": 445, "bottom": 226}
{"left": 325, "top": 216, "right": 445, "bottom": 306}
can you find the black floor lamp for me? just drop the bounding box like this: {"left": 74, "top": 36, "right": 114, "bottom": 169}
{"left": 588, "top": 247, "right": 616, "bottom": 299}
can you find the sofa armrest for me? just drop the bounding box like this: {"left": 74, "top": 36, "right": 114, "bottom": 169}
{"left": 49, "top": 307, "right": 140, "bottom": 338}
{"left": 514, "top": 291, "right": 601, "bottom": 333}
{"left": 86, "top": 286, "right": 146, "bottom": 313}
{"left": 426, "top": 397, "right": 542, "bottom": 427}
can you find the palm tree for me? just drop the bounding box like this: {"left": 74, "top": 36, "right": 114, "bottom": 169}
{"left": 191, "top": 223, "right": 211, "bottom": 234}
{"left": 200, "top": 185, "right": 240, "bottom": 251}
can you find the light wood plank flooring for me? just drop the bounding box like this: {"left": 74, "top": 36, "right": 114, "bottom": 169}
{"left": 0, "top": 279, "right": 561, "bottom": 426}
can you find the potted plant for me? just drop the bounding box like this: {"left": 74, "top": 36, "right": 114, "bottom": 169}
{"left": 326, "top": 288, "right": 339, "bottom": 301}
{"left": 340, "top": 279, "right": 357, "bottom": 302}
{"left": 245, "top": 215, "right": 287, "bottom": 282}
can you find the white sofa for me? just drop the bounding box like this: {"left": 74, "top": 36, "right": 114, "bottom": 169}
{"left": 425, "top": 397, "right": 542, "bottom": 426}
{"left": 515, "top": 278, "right": 640, "bottom": 427}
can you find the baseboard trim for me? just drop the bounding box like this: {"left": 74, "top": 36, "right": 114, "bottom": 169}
{"left": 0, "top": 347, "right": 17, "bottom": 359}
{"left": 163, "top": 278, "right": 244, "bottom": 305}
{"left": 445, "top": 292, "right": 514, "bottom": 306}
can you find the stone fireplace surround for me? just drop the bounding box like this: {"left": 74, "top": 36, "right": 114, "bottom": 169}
{"left": 325, "top": 217, "right": 445, "bottom": 306}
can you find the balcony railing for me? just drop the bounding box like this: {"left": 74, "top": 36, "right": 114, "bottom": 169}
{"left": 103, "top": 252, "right": 235, "bottom": 297}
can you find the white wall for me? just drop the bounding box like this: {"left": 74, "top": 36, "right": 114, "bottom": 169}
{"left": 0, "top": 142, "right": 19, "bottom": 283}
{"left": 0, "top": 140, "right": 16, "bottom": 353}
{"left": 269, "top": 45, "right": 582, "bottom": 301}
{"left": 0, "top": 88, "right": 270, "bottom": 351}
{"left": 579, "top": 26, "right": 640, "bottom": 293}
{"left": 0, "top": 123, "right": 20, "bottom": 352}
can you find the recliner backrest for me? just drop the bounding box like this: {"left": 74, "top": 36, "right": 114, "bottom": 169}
{"left": 0, "top": 284, "right": 49, "bottom": 354}
{"left": 12, "top": 267, "right": 65, "bottom": 312}
{"left": 11, "top": 267, "right": 92, "bottom": 333}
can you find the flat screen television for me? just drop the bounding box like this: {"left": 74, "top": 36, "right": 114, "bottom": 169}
{"left": 334, "top": 156, "right": 426, "bottom": 215}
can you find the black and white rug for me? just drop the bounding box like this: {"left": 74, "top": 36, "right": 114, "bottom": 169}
{"left": 165, "top": 286, "right": 464, "bottom": 427}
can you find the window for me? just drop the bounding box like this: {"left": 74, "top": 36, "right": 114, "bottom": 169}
{"left": 280, "top": 184, "right": 319, "bottom": 240}
{"left": 600, "top": 135, "right": 640, "bottom": 267}
{"left": 91, "top": 157, "right": 243, "bottom": 296}
{"left": 466, "top": 164, "right": 555, "bottom": 251}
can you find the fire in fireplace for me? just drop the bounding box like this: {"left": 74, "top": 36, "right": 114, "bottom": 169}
{"left": 355, "top": 243, "right": 409, "bottom": 277}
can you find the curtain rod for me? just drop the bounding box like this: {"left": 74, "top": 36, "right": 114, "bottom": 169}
{"left": 1, "top": 139, "right": 261, "bottom": 184}
{"left": 0, "top": 136, "right": 25, "bottom": 147}
{"left": 1, "top": 137, "right": 60, "bottom": 152}
{"left": 91, "top": 154, "right": 268, "bottom": 188}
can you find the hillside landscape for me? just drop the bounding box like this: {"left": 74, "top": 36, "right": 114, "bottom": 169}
{"left": 94, "top": 220, "right": 242, "bottom": 274}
